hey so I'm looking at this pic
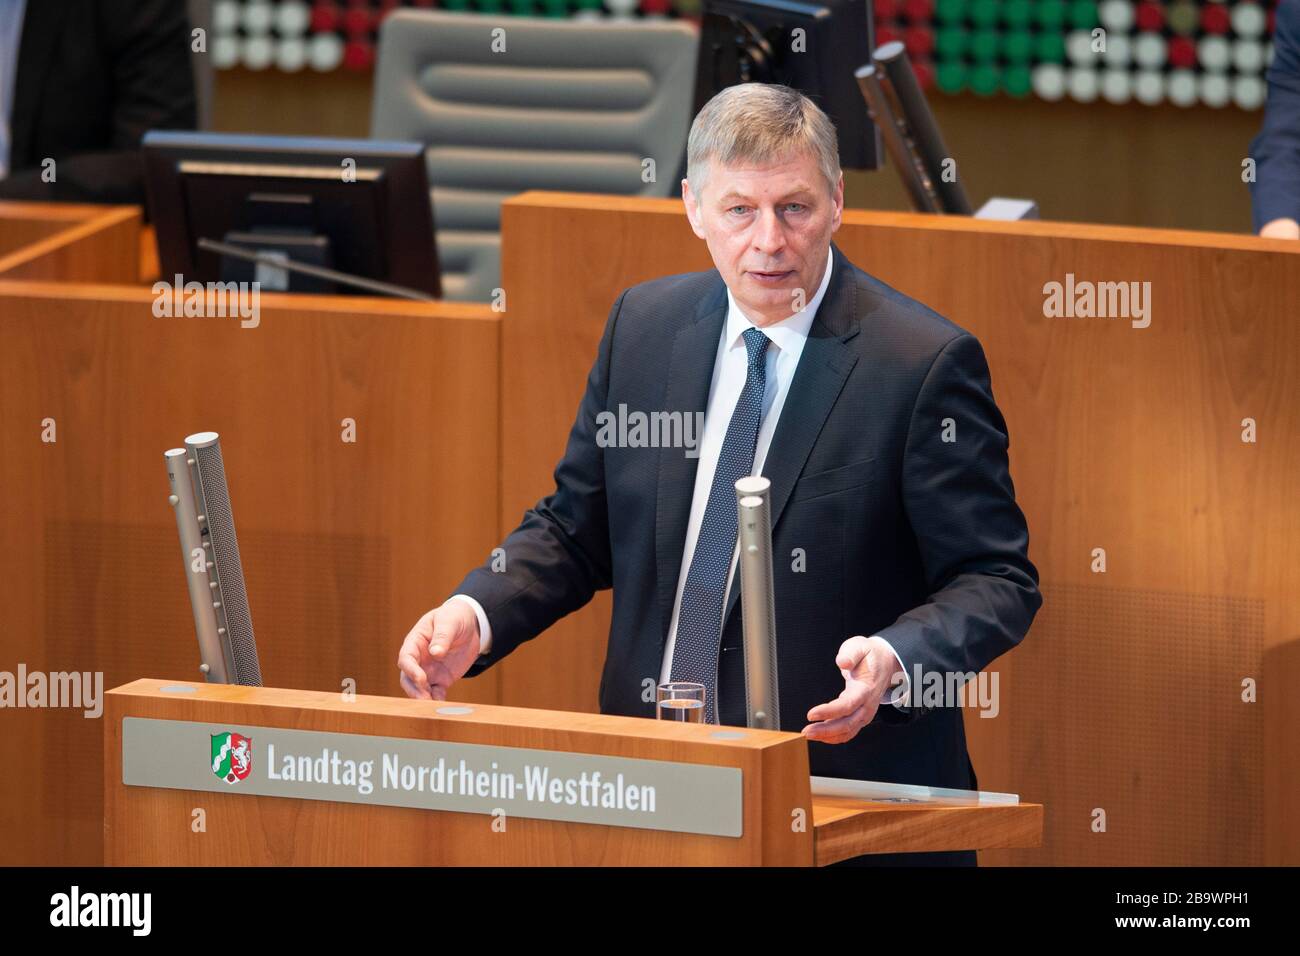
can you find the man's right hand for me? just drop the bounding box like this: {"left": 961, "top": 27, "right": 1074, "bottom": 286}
{"left": 1260, "top": 217, "right": 1300, "bottom": 240}
{"left": 397, "top": 599, "right": 482, "bottom": 701}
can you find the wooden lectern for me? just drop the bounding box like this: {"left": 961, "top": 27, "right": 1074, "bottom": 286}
{"left": 105, "top": 679, "right": 1042, "bottom": 866}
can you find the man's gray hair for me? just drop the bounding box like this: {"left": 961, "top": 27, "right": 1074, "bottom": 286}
{"left": 685, "top": 83, "right": 842, "bottom": 204}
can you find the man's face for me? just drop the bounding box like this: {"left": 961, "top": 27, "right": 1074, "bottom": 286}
{"left": 682, "top": 149, "right": 843, "bottom": 328}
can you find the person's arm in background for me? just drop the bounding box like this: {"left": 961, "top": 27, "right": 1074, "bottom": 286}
{"left": 0, "top": 0, "right": 196, "bottom": 204}
{"left": 397, "top": 290, "right": 627, "bottom": 699}
{"left": 1250, "top": 0, "right": 1300, "bottom": 238}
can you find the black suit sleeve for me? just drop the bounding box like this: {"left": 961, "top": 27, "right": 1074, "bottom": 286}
{"left": 874, "top": 332, "right": 1042, "bottom": 724}
{"left": 455, "top": 289, "right": 629, "bottom": 677}
{"left": 0, "top": 0, "right": 197, "bottom": 205}
{"left": 1249, "top": 0, "right": 1300, "bottom": 231}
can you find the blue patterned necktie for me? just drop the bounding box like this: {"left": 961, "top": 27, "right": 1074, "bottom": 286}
{"left": 671, "top": 326, "right": 771, "bottom": 724}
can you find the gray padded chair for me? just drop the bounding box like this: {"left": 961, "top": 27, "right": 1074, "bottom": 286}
{"left": 370, "top": 10, "right": 700, "bottom": 302}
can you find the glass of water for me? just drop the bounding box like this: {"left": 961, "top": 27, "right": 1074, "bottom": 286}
{"left": 656, "top": 682, "right": 706, "bottom": 723}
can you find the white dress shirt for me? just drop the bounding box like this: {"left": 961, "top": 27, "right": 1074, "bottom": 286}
{"left": 452, "top": 244, "right": 912, "bottom": 714}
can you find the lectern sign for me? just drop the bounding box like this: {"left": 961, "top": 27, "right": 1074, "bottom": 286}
{"left": 123, "top": 718, "right": 743, "bottom": 837}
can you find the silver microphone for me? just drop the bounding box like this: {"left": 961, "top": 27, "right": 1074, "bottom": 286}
{"left": 735, "top": 475, "right": 780, "bottom": 729}
{"left": 164, "top": 431, "right": 263, "bottom": 686}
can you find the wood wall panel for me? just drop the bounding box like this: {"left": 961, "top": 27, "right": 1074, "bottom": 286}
{"left": 0, "top": 282, "right": 500, "bottom": 864}
{"left": 0, "top": 203, "right": 140, "bottom": 283}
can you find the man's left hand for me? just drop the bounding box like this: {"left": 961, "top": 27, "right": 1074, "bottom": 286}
{"left": 802, "top": 636, "right": 904, "bottom": 744}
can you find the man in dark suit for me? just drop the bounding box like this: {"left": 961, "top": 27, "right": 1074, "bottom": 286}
{"left": 1250, "top": 0, "right": 1300, "bottom": 238}
{"left": 0, "top": 0, "right": 196, "bottom": 205}
{"left": 398, "top": 83, "right": 1041, "bottom": 865}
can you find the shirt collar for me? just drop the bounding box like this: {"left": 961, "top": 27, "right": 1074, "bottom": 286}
{"left": 723, "top": 244, "right": 835, "bottom": 354}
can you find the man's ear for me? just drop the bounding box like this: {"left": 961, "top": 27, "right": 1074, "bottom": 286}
{"left": 682, "top": 180, "right": 708, "bottom": 240}
{"left": 830, "top": 173, "right": 844, "bottom": 232}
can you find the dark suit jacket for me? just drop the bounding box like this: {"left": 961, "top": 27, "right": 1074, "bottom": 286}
{"left": 455, "top": 240, "right": 1041, "bottom": 791}
{"left": 0, "top": 0, "right": 196, "bottom": 205}
{"left": 1250, "top": 0, "right": 1300, "bottom": 231}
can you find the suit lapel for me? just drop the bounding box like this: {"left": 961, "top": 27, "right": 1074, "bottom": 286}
{"left": 10, "top": 2, "right": 67, "bottom": 166}
{"left": 721, "top": 241, "right": 861, "bottom": 629}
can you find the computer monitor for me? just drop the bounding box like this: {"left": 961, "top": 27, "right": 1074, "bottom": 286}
{"left": 142, "top": 131, "right": 440, "bottom": 299}
{"left": 694, "top": 0, "right": 882, "bottom": 171}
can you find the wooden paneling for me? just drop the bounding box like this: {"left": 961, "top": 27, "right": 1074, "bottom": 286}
{"left": 140, "top": 225, "right": 160, "bottom": 285}
{"left": 852, "top": 94, "right": 1265, "bottom": 235}
{"left": 0, "top": 205, "right": 78, "bottom": 257}
{"left": 0, "top": 203, "right": 141, "bottom": 283}
{"left": 812, "top": 798, "right": 1043, "bottom": 865}
{"left": 0, "top": 283, "right": 500, "bottom": 864}
{"left": 493, "top": 191, "right": 1300, "bottom": 866}
{"left": 214, "top": 68, "right": 375, "bottom": 140}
